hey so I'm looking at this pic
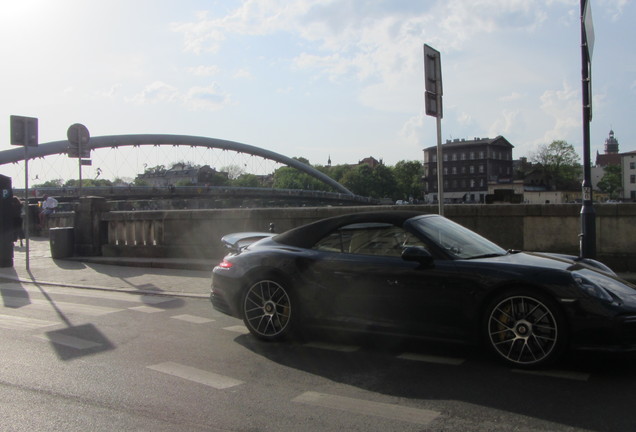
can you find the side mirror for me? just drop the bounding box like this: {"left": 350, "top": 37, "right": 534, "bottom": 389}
{"left": 402, "top": 246, "right": 434, "bottom": 267}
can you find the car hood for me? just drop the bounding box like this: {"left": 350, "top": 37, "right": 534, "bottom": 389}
{"left": 468, "top": 251, "right": 636, "bottom": 296}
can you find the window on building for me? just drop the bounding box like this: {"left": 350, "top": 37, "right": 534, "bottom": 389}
{"left": 630, "top": 162, "right": 635, "bottom": 170}
{"left": 470, "top": 166, "right": 475, "bottom": 174}
{"left": 479, "top": 151, "right": 485, "bottom": 159}
{"left": 461, "top": 153, "right": 466, "bottom": 161}
{"left": 443, "top": 167, "right": 447, "bottom": 175}
{"left": 470, "top": 152, "right": 475, "bottom": 160}
{"left": 431, "top": 154, "right": 437, "bottom": 163}
{"left": 452, "top": 167, "right": 457, "bottom": 175}
{"left": 479, "top": 165, "right": 484, "bottom": 173}
{"left": 452, "top": 153, "right": 457, "bottom": 161}
{"left": 443, "top": 154, "right": 448, "bottom": 162}
{"left": 631, "top": 175, "right": 636, "bottom": 184}
{"left": 461, "top": 166, "right": 466, "bottom": 174}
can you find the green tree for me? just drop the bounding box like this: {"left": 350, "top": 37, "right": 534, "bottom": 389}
{"left": 232, "top": 174, "right": 261, "bottom": 187}
{"left": 340, "top": 164, "right": 397, "bottom": 199}
{"left": 392, "top": 160, "right": 423, "bottom": 201}
{"left": 597, "top": 165, "right": 622, "bottom": 199}
{"left": 531, "top": 140, "right": 581, "bottom": 190}
{"left": 33, "top": 179, "right": 63, "bottom": 188}
{"left": 272, "top": 157, "right": 328, "bottom": 191}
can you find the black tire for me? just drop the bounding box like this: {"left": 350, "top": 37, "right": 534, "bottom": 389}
{"left": 241, "top": 278, "right": 296, "bottom": 341}
{"left": 484, "top": 289, "right": 567, "bottom": 368}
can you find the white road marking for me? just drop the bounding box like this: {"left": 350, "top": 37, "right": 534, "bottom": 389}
{"left": 147, "top": 362, "right": 244, "bottom": 389}
{"left": 128, "top": 305, "right": 164, "bottom": 313}
{"left": 171, "top": 314, "right": 214, "bottom": 324}
{"left": 1, "top": 284, "right": 173, "bottom": 305}
{"left": 292, "top": 391, "right": 440, "bottom": 426}
{"left": 512, "top": 368, "right": 590, "bottom": 381}
{"left": 0, "top": 314, "right": 58, "bottom": 330}
{"left": 223, "top": 325, "right": 250, "bottom": 334}
{"left": 35, "top": 333, "right": 102, "bottom": 350}
{"left": 397, "top": 352, "right": 465, "bottom": 365}
{"left": 303, "top": 342, "right": 360, "bottom": 352}
{"left": 2, "top": 296, "right": 122, "bottom": 316}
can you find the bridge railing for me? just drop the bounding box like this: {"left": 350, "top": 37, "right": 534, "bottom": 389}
{"left": 46, "top": 198, "right": 636, "bottom": 272}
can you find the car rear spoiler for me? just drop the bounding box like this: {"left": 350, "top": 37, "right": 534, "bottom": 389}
{"left": 221, "top": 232, "right": 274, "bottom": 253}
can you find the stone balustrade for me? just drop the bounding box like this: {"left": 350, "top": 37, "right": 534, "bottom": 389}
{"left": 47, "top": 198, "right": 636, "bottom": 272}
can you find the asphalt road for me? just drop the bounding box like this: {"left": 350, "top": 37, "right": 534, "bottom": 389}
{"left": 2, "top": 280, "right": 636, "bottom": 432}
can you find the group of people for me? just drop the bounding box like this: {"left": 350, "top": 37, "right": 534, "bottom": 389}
{"left": 9, "top": 194, "right": 58, "bottom": 247}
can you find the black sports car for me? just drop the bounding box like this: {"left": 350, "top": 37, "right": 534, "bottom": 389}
{"left": 211, "top": 211, "right": 636, "bottom": 367}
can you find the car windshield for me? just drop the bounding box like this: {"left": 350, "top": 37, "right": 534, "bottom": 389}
{"left": 408, "top": 215, "right": 508, "bottom": 260}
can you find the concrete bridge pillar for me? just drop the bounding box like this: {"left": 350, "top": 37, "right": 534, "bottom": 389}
{"left": 74, "top": 196, "right": 108, "bottom": 256}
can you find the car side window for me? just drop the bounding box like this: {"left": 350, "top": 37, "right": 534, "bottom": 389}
{"left": 313, "top": 223, "right": 427, "bottom": 257}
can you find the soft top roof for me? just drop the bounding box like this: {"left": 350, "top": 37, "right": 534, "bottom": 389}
{"left": 272, "top": 211, "right": 431, "bottom": 248}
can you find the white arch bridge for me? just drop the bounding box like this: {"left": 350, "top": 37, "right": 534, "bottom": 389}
{"left": 0, "top": 134, "right": 353, "bottom": 195}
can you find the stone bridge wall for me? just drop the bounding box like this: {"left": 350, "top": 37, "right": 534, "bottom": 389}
{"left": 48, "top": 199, "right": 636, "bottom": 272}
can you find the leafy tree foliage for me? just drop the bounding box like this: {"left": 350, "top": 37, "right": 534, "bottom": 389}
{"left": 33, "top": 179, "right": 64, "bottom": 188}
{"left": 232, "top": 174, "right": 261, "bottom": 187}
{"left": 597, "top": 165, "right": 622, "bottom": 199}
{"left": 531, "top": 140, "right": 581, "bottom": 190}
{"left": 392, "top": 160, "right": 423, "bottom": 201}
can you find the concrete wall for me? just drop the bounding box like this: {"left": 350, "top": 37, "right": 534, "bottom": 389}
{"left": 70, "top": 202, "right": 636, "bottom": 272}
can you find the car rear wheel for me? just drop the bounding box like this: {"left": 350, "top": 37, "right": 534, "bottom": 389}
{"left": 485, "top": 290, "right": 566, "bottom": 367}
{"left": 242, "top": 278, "right": 294, "bottom": 341}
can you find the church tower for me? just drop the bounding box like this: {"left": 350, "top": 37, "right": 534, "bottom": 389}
{"left": 604, "top": 130, "right": 619, "bottom": 154}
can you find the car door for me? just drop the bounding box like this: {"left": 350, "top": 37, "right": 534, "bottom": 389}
{"left": 306, "top": 223, "right": 477, "bottom": 341}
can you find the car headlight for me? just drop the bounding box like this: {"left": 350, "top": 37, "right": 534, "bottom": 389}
{"left": 573, "top": 272, "right": 615, "bottom": 303}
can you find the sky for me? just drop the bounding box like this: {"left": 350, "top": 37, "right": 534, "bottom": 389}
{"left": 1, "top": 0, "right": 634, "bottom": 188}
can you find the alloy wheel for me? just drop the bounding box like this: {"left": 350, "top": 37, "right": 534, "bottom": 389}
{"left": 487, "top": 295, "right": 558, "bottom": 366}
{"left": 243, "top": 279, "right": 291, "bottom": 339}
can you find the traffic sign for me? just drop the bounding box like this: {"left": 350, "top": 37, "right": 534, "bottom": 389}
{"left": 10, "top": 115, "right": 38, "bottom": 147}
{"left": 67, "top": 123, "right": 91, "bottom": 158}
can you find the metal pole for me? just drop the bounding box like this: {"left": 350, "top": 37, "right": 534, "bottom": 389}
{"left": 23, "top": 132, "right": 30, "bottom": 270}
{"left": 579, "top": 0, "right": 596, "bottom": 258}
{"left": 78, "top": 128, "right": 82, "bottom": 197}
{"left": 436, "top": 115, "right": 444, "bottom": 216}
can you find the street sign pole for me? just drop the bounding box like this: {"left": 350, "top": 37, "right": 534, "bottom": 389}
{"left": 579, "top": 0, "right": 596, "bottom": 258}
{"left": 424, "top": 44, "right": 444, "bottom": 215}
{"left": 10, "top": 115, "right": 39, "bottom": 270}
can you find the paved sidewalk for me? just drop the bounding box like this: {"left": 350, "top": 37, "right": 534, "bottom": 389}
{"left": 0, "top": 237, "right": 214, "bottom": 298}
{"left": 1, "top": 237, "right": 633, "bottom": 299}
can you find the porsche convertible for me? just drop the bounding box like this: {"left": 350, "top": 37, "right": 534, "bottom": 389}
{"left": 211, "top": 211, "right": 636, "bottom": 367}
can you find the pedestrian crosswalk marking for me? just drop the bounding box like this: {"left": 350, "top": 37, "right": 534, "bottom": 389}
{"left": 223, "top": 325, "right": 249, "bottom": 334}
{"left": 1, "top": 284, "right": 174, "bottom": 305}
{"left": 2, "top": 296, "right": 122, "bottom": 316}
{"left": 292, "top": 391, "right": 440, "bottom": 426}
{"left": 147, "top": 362, "right": 244, "bottom": 389}
{"left": 171, "top": 314, "right": 214, "bottom": 324}
{"left": 128, "top": 305, "right": 164, "bottom": 313}
{"left": 0, "top": 313, "right": 58, "bottom": 330}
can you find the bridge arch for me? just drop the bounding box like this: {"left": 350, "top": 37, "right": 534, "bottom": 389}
{"left": 0, "top": 134, "right": 353, "bottom": 195}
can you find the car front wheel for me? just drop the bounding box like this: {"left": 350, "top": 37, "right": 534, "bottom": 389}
{"left": 485, "top": 291, "right": 566, "bottom": 367}
{"left": 242, "top": 278, "right": 294, "bottom": 341}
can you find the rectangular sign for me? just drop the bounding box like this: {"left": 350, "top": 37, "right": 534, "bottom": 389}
{"left": 10, "top": 115, "right": 38, "bottom": 147}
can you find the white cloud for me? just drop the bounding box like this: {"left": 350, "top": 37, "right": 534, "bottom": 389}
{"left": 184, "top": 84, "right": 232, "bottom": 111}
{"left": 233, "top": 68, "right": 253, "bottom": 79}
{"left": 127, "top": 81, "right": 180, "bottom": 105}
{"left": 189, "top": 65, "right": 220, "bottom": 76}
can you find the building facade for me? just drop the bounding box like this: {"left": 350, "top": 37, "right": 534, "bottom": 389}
{"left": 622, "top": 151, "right": 636, "bottom": 200}
{"left": 422, "top": 136, "right": 514, "bottom": 203}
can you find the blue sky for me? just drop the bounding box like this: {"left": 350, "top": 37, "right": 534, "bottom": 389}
{"left": 1, "top": 0, "right": 634, "bottom": 187}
